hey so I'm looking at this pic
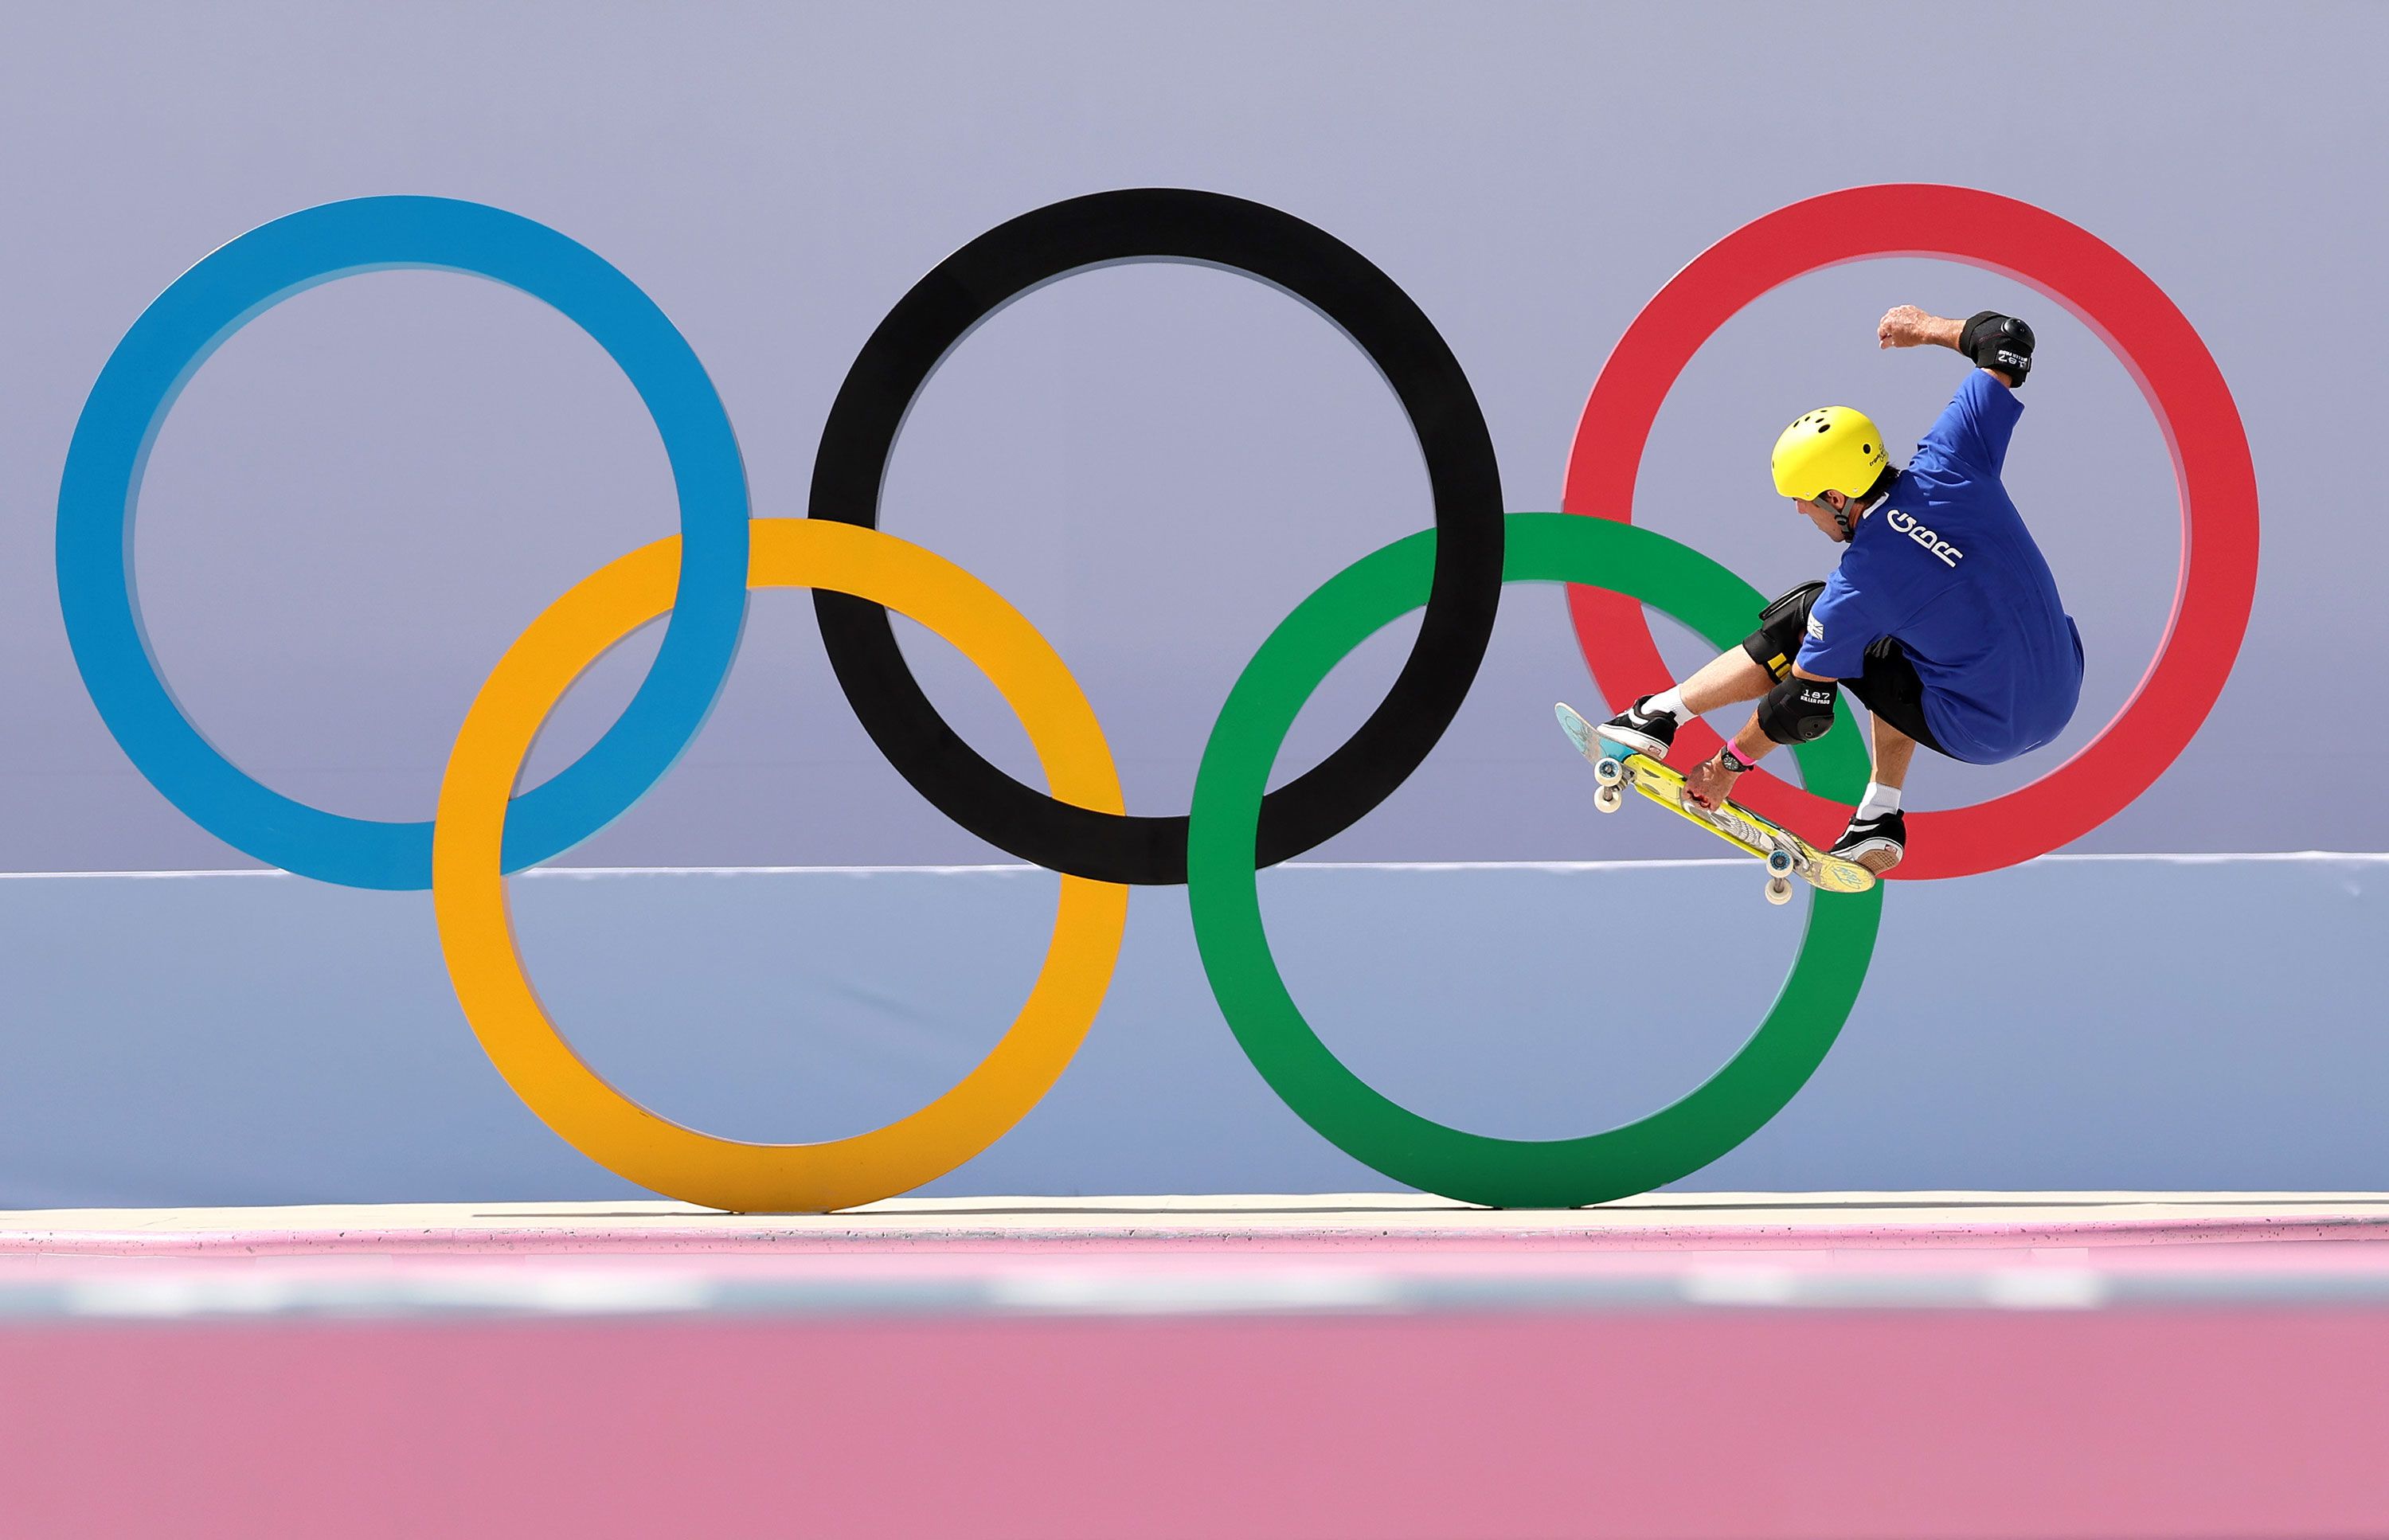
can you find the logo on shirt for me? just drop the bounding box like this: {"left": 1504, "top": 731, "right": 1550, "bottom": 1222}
{"left": 1804, "top": 616, "right": 1824, "bottom": 641}
{"left": 1885, "top": 507, "right": 1963, "bottom": 569}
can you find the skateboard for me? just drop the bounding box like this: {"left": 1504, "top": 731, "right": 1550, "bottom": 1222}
{"left": 1554, "top": 702, "right": 1877, "bottom": 905}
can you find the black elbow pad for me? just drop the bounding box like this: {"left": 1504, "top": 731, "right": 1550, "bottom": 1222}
{"left": 1757, "top": 675, "right": 1840, "bottom": 745}
{"left": 1960, "top": 311, "right": 2035, "bottom": 385}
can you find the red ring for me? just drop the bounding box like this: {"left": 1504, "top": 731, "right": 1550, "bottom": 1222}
{"left": 1562, "top": 184, "right": 2258, "bottom": 880}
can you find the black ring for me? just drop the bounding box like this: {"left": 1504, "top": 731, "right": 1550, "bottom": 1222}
{"left": 809, "top": 188, "right": 1503, "bottom": 885}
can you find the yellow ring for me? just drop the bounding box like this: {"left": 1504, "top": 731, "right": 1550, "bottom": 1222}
{"left": 431, "top": 518, "right": 1128, "bottom": 1213}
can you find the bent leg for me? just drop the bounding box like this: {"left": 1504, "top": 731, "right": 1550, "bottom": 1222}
{"left": 1845, "top": 635, "right": 1945, "bottom": 788}
{"left": 1672, "top": 579, "right": 1829, "bottom": 714}
{"left": 1868, "top": 716, "right": 1918, "bottom": 790}
{"left": 1675, "top": 646, "right": 1773, "bottom": 714}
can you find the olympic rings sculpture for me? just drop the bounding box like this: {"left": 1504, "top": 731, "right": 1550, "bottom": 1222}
{"left": 57, "top": 186, "right": 2255, "bottom": 1211}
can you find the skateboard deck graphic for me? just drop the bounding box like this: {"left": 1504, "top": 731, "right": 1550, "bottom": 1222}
{"left": 1554, "top": 702, "right": 1876, "bottom": 904}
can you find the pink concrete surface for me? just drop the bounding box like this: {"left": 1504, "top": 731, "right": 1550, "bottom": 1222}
{"left": 7, "top": 1232, "right": 2389, "bottom": 1292}
{"left": 5, "top": 1309, "right": 2387, "bottom": 1539}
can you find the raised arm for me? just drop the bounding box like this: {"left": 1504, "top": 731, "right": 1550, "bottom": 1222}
{"left": 1877, "top": 305, "right": 2033, "bottom": 389}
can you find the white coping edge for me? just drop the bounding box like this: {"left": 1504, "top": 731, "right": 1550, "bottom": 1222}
{"left": 0, "top": 851, "right": 2382, "bottom": 881}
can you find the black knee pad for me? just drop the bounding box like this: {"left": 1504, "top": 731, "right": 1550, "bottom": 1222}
{"left": 1741, "top": 580, "right": 1827, "bottom": 681}
{"left": 1758, "top": 674, "right": 1840, "bottom": 745}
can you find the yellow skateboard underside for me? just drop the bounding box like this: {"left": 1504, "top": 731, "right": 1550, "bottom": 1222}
{"left": 1554, "top": 702, "right": 1875, "bottom": 895}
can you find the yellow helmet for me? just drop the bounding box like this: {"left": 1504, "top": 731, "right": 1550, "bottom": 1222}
{"left": 1771, "top": 406, "right": 1888, "bottom": 502}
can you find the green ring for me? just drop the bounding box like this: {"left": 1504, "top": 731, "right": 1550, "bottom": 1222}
{"left": 1187, "top": 513, "right": 1884, "bottom": 1208}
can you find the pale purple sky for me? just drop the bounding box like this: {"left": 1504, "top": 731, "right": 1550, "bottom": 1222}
{"left": 0, "top": 2, "right": 2364, "bottom": 871}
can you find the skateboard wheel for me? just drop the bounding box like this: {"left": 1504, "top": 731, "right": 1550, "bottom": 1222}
{"left": 1593, "top": 755, "right": 1625, "bottom": 787}
{"left": 1593, "top": 785, "right": 1622, "bottom": 814}
{"left": 1765, "top": 847, "right": 1795, "bottom": 876}
{"left": 1764, "top": 876, "right": 1793, "bottom": 905}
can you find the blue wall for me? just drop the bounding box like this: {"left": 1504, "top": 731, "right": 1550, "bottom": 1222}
{"left": 5, "top": 857, "right": 2377, "bottom": 1207}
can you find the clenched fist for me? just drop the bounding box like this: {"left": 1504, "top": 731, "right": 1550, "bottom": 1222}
{"left": 1877, "top": 305, "right": 1958, "bottom": 351}
{"left": 1680, "top": 754, "right": 1742, "bottom": 812}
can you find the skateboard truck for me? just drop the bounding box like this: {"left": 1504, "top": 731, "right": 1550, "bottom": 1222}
{"left": 1763, "top": 846, "right": 1796, "bottom": 905}
{"left": 1590, "top": 744, "right": 1627, "bottom": 812}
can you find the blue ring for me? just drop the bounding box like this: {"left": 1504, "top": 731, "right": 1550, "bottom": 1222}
{"left": 56, "top": 197, "right": 750, "bottom": 889}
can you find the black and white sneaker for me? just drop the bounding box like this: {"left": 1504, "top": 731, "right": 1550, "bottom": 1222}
{"left": 1830, "top": 809, "right": 1906, "bottom": 874}
{"left": 1597, "top": 696, "right": 1681, "bottom": 759}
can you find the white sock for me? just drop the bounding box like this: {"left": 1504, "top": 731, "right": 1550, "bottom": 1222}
{"left": 1858, "top": 783, "right": 1902, "bottom": 820}
{"left": 1647, "top": 686, "right": 1690, "bottom": 721}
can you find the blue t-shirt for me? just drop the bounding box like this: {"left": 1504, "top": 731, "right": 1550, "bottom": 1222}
{"left": 1794, "top": 369, "right": 2083, "bottom": 764}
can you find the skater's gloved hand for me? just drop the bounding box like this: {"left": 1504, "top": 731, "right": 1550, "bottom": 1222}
{"left": 1681, "top": 754, "right": 1742, "bottom": 811}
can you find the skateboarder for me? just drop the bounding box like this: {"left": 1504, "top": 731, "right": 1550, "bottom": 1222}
{"left": 1597, "top": 305, "right": 2083, "bottom": 873}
